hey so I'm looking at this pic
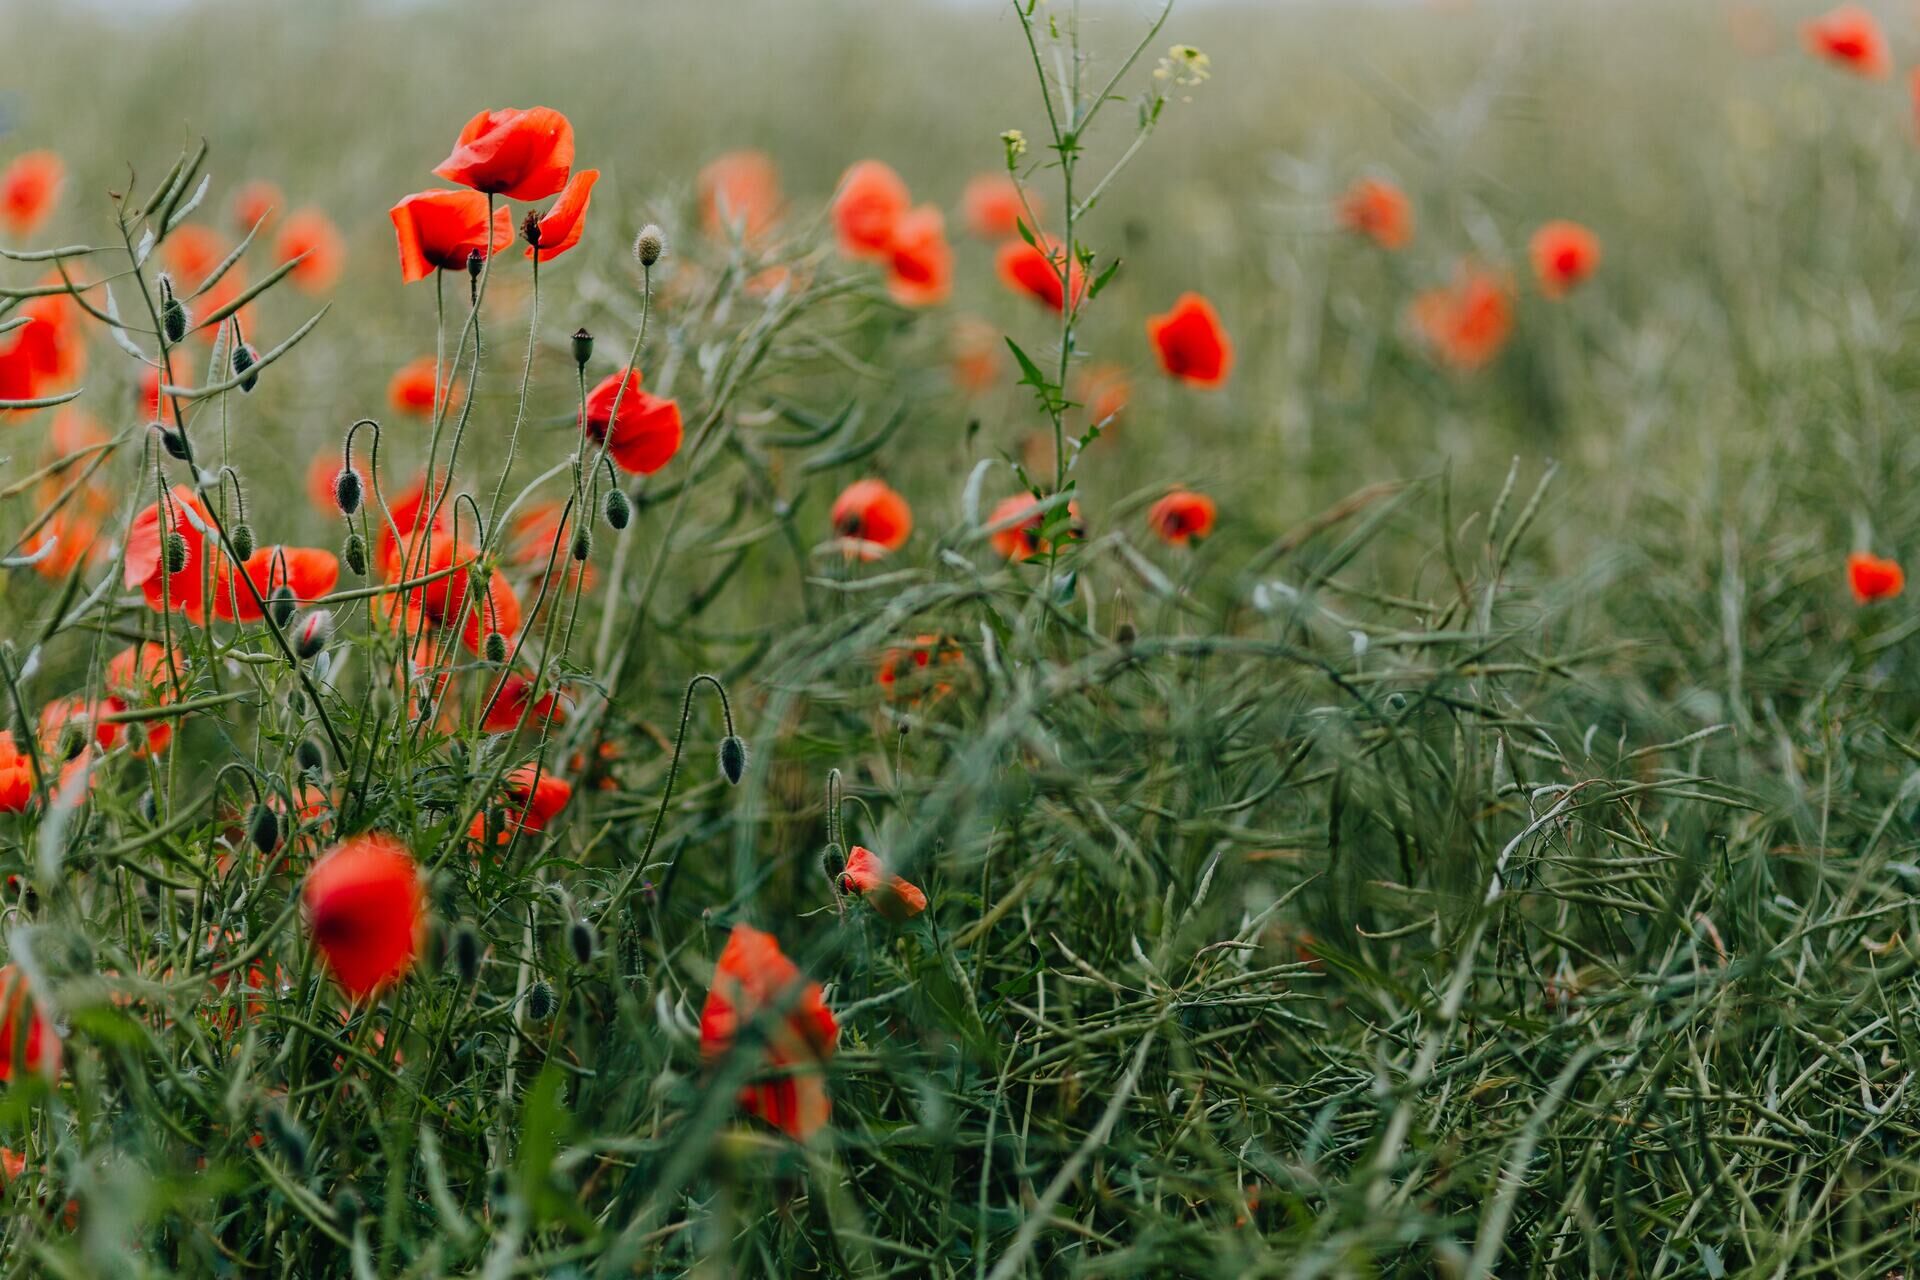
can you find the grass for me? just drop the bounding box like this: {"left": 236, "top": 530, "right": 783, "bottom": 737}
{"left": 1, "top": 0, "right": 1920, "bottom": 1274}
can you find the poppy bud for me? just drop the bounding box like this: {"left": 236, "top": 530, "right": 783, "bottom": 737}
{"left": 263, "top": 1104, "right": 309, "bottom": 1175}
{"left": 232, "top": 342, "right": 260, "bottom": 393}
{"left": 1114, "top": 621, "right": 1136, "bottom": 647}
{"left": 633, "top": 224, "right": 665, "bottom": 268}
{"left": 248, "top": 802, "right": 280, "bottom": 856}
{"left": 822, "top": 843, "right": 846, "bottom": 881}
{"left": 334, "top": 466, "right": 363, "bottom": 515}
{"left": 521, "top": 208, "right": 542, "bottom": 249}
{"left": 139, "top": 788, "right": 159, "bottom": 824}
{"left": 293, "top": 610, "right": 332, "bottom": 659}
{"left": 230, "top": 521, "right": 256, "bottom": 563}
{"left": 718, "top": 734, "right": 748, "bottom": 785}
{"left": 467, "top": 563, "right": 489, "bottom": 598}
{"left": 603, "top": 487, "right": 630, "bottom": 530}
{"left": 571, "top": 327, "right": 593, "bottom": 368}
{"left": 343, "top": 531, "right": 368, "bottom": 576}
{"left": 156, "top": 424, "right": 189, "bottom": 460}
{"left": 333, "top": 1187, "right": 364, "bottom": 1232}
{"left": 452, "top": 923, "right": 481, "bottom": 986}
{"left": 164, "top": 530, "right": 189, "bottom": 574}
{"left": 568, "top": 919, "right": 596, "bottom": 966}
{"left": 58, "top": 727, "right": 85, "bottom": 761}
{"left": 570, "top": 526, "right": 592, "bottom": 562}
{"left": 296, "top": 738, "right": 325, "bottom": 774}
{"left": 526, "top": 979, "right": 557, "bottom": 1022}
{"left": 268, "top": 584, "right": 297, "bottom": 630}
{"left": 482, "top": 630, "right": 508, "bottom": 664}
{"left": 159, "top": 275, "right": 189, "bottom": 344}
{"left": 639, "top": 878, "right": 657, "bottom": 906}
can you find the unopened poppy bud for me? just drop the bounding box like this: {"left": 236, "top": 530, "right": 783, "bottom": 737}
{"left": 159, "top": 275, "right": 189, "bottom": 343}
{"left": 248, "top": 802, "right": 280, "bottom": 855}
{"left": 633, "top": 224, "right": 665, "bottom": 268}
{"left": 571, "top": 327, "right": 593, "bottom": 368}
{"left": 718, "top": 734, "right": 748, "bottom": 785}
{"left": 268, "top": 584, "right": 297, "bottom": 629}
{"left": 822, "top": 843, "right": 846, "bottom": 881}
{"left": 570, "top": 526, "right": 592, "bottom": 562}
{"left": 232, "top": 342, "right": 260, "bottom": 393}
{"left": 603, "top": 486, "right": 631, "bottom": 530}
{"left": 230, "top": 521, "right": 256, "bottom": 563}
{"left": 521, "top": 208, "right": 542, "bottom": 248}
{"left": 567, "top": 919, "right": 595, "bottom": 966}
{"left": 293, "top": 610, "right": 332, "bottom": 659}
{"left": 468, "top": 563, "right": 489, "bottom": 598}
{"left": 58, "top": 727, "right": 85, "bottom": 761}
{"left": 156, "top": 423, "right": 189, "bottom": 460}
{"left": 1114, "top": 620, "right": 1136, "bottom": 647}
{"left": 263, "top": 1104, "right": 309, "bottom": 1175}
{"left": 639, "top": 878, "right": 657, "bottom": 906}
{"left": 139, "top": 788, "right": 159, "bottom": 824}
{"left": 334, "top": 466, "right": 363, "bottom": 515}
{"left": 164, "top": 530, "right": 189, "bottom": 574}
{"left": 333, "top": 1187, "right": 364, "bottom": 1232}
{"left": 526, "top": 979, "right": 557, "bottom": 1022}
{"left": 467, "top": 248, "right": 485, "bottom": 281}
{"left": 452, "top": 923, "right": 481, "bottom": 986}
{"left": 296, "top": 738, "right": 325, "bottom": 774}
{"left": 482, "top": 630, "right": 508, "bottom": 664}
{"left": 342, "top": 531, "right": 368, "bottom": 576}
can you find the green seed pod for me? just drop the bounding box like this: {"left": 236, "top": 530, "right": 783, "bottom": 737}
{"left": 164, "top": 530, "right": 189, "bottom": 574}
{"left": 334, "top": 466, "right": 363, "bottom": 515}
{"left": 718, "top": 735, "right": 748, "bottom": 785}
{"left": 159, "top": 275, "right": 189, "bottom": 343}
{"left": 526, "top": 979, "right": 557, "bottom": 1022}
{"left": 571, "top": 327, "right": 594, "bottom": 369}
{"left": 342, "top": 531, "right": 368, "bottom": 576}
{"left": 230, "top": 521, "right": 256, "bottom": 563}
{"left": 603, "top": 486, "right": 631, "bottom": 530}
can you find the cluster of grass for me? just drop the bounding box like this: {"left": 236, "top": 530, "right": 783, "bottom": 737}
{"left": 0, "top": 0, "right": 1918, "bottom": 1276}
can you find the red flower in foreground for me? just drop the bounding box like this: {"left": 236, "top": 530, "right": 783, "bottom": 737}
{"left": 231, "top": 179, "right": 283, "bottom": 233}
{"left": 996, "top": 237, "right": 1085, "bottom": 313}
{"left": 839, "top": 846, "right": 927, "bottom": 920}
{"left": 987, "top": 495, "right": 1082, "bottom": 562}
{"left": 125, "top": 486, "right": 214, "bottom": 622}
{"left": 699, "top": 150, "right": 783, "bottom": 242}
{"left": 1147, "top": 490, "right": 1217, "bottom": 545}
{"left": 1337, "top": 177, "right": 1413, "bottom": 251}
{"left": 469, "top": 765, "right": 573, "bottom": 843}
{"left": 433, "top": 106, "right": 575, "bottom": 201}
{"left": 388, "top": 355, "right": 458, "bottom": 419}
{"left": 1408, "top": 265, "right": 1513, "bottom": 372}
{"left": 699, "top": 924, "right": 839, "bottom": 1141}
{"left": 275, "top": 208, "right": 346, "bottom": 293}
{"left": 526, "top": 169, "right": 599, "bottom": 263}
{"left": 303, "top": 833, "right": 425, "bottom": 1000}
{"left": 885, "top": 205, "right": 953, "bottom": 307}
{"left": 1529, "top": 221, "right": 1601, "bottom": 299}
{"left": 1848, "top": 551, "right": 1904, "bottom": 603}
{"left": 0, "top": 152, "right": 64, "bottom": 238}
{"left": 1147, "top": 293, "right": 1233, "bottom": 387}
{"left": 961, "top": 173, "right": 1033, "bottom": 241}
{"left": 833, "top": 160, "right": 911, "bottom": 260}
{"left": 0, "top": 965, "right": 60, "bottom": 1084}
{"left": 830, "top": 479, "right": 913, "bottom": 558}
{"left": 212, "top": 546, "right": 341, "bottom": 623}
{"left": 481, "top": 672, "right": 570, "bottom": 734}
{"left": 390, "top": 190, "right": 515, "bottom": 284}
{"left": 1803, "top": 5, "right": 1890, "bottom": 78}
{"left": 0, "top": 733, "right": 32, "bottom": 812}
{"left": 582, "top": 370, "right": 684, "bottom": 476}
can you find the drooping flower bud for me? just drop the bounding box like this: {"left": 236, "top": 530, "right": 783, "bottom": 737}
{"left": 342, "top": 531, "right": 368, "bottom": 576}
{"left": 570, "top": 526, "right": 592, "bottom": 562}
{"left": 567, "top": 918, "right": 595, "bottom": 966}
{"left": 526, "top": 979, "right": 557, "bottom": 1022}
{"left": 248, "top": 802, "right": 280, "bottom": 855}
{"left": 164, "top": 530, "right": 189, "bottom": 574}
{"left": 482, "top": 631, "right": 508, "bottom": 664}
{"left": 633, "top": 224, "right": 665, "bottom": 268}
{"left": 232, "top": 341, "right": 260, "bottom": 393}
{"left": 159, "top": 274, "right": 189, "bottom": 344}
{"left": 603, "top": 486, "right": 631, "bottom": 530}
{"left": 571, "top": 327, "right": 593, "bottom": 369}
{"left": 296, "top": 738, "right": 325, "bottom": 775}
{"left": 230, "top": 521, "right": 256, "bottom": 563}
{"left": 334, "top": 466, "right": 363, "bottom": 515}
{"left": 268, "top": 583, "right": 297, "bottom": 629}
{"left": 156, "top": 423, "right": 189, "bottom": 460}
{"left": 718, "top": 735, "right": 748, "bottom": 785}
{"left": 293, "top": 610, "right": 332, "bottom": 659}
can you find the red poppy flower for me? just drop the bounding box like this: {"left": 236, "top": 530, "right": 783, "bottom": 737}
{"left": 387, "top": 355, "right": 457, "bottom": 419}
{"left": 830, "top": 479, "right": 913, "bottom": 558}
{"left": 950, "top": 316, "right": 1003, "bottom": 393}
{"left": 212, "top": 546, "right": 341, "bottom": 623}
{"left": 582, "top": 370, "right": 684, "bottom": 476}
{"left": 0, "top": 284, "right": 86, "bottom": 405}
{"left": 1529, "top": 221, "right": 1601, "bottom": 299}
{"left": 1147, "top": 293, "right": 1233, "bottom": 387}
{"left": 387, "top": 532, "right": 522, "bottom": 657}
{"left": 481, "top": 672, "right": 570, "bottom": 734}
{"left": 275, "top": 208, "right": 346, "bottom": 293}
{"left": 469, "top": 764, "right": 573, "bottom": 844}
{"left": 1147, "top": 490, "right": 1217, "bottom": 545}
{"left": 877, "top": 635, "right": 966, "bottom": 701}
{"left": 303, "top": 833, "right": 425, "bottom": 1000}
{"left": 886, "top": 205, "right": 952, "bottom": 307}
{"left": 1408, "top": 265, "right": 1513, "bottom": 372}
{"left": 20, "top": 513, "right": 102, "bottom": 580}
{"left": 699, "top": 150, "right": 783, "bottom": 242}
{"left": 390, "top": 190, "right": 515, "bottom": 284}
{"left": 433, "top": 107, "right": 575, "bottom": 201}
{"left": 138, "top": 368, "right": 162, "bottom": 420}
{"left": 1337, "top": 177, "right": 1413, "bottom": 251}
{"left": 996, "top": 237, "right": 1085, "bottom": 312}
{"left": 0, "top": 965, "right": 60, "bottom": 1084}
{"left": 961, "top": 173, "right": 1034, "bottom": 241}
{"left": 839, "top": 846, "right": 927, "bottom": 920}
{"left": 833, "top": 160, "right": 911, "bottom": 260}
{"left": 0, "top": 733, "right": 32, "bottom": 813}
{"left": 102, "top": 642, "right": 180, "bottom": 756}
{"left": 1074, "top": 362, "right": 1131, "bottom": 428}
{"left": 374, "top": 477, "right": 446, "bottom": 580}
{"left": 1803, "top": 5, "right": 1890, "bottom": 78}
{"left": 125, "top": 486, "right": 214, "bottom": 622}
{"left": 987, "top": 494, "right": 1082, "bottom": 562}
{"left": 0, "top": 152, "right": 63, "bottom": 238}
{"left": 509, "top": 500, "right": 594, "bottom": 592}
{"left": 1849, "top": 551, "right": 1904, "bottom": 603}
{"left": 231, "top": 179, "right": 283, "bottom": 233}
{"left": 526, "top": 169, "right": 598, "bottom": 263}
{"left": 699, "top": 924, "right": 839, "bottom": 1141}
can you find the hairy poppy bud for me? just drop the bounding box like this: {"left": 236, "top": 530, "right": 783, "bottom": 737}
{"left": 159, "top": 274, "right": 189, "bottom": 343}
{"left": 263, "top": 1104, "right": 309, "bottom": 1175}
{"left": 139, "top": 788, "right": 159, "bottom": 824}
{"left": 633, "top": 224, "right": 665, "bottom": 268}
{"left": 521, "top": 208, "right": 542, "bottom": 248}
{"left": 248, "top": 801, "right": 280, "bottom": 856}
{"left": 156, "top": 423, "right": 189, "bottom": 460}
{"left": 296, "top": 738, "right": 325, "bottom": 774}
{"left": 57, "top": 727, "right": 85, "bottom": 761}
{"left": 482, "top": 630, "right": 508, "bottom": 664}
{"left": 164, "top": 530, "right": 189, "bottom": 574}
{"left": 568, "top": 919, "right": 595, "bottom": 966}
{"left": 822, "top": 843, "right": 846, "bottom": 881}
{"left": 526, "top": 979, "right": 557, "bottom": 1022}
{"left": 334, "top": 466, "right": 363, "bottom": 515}
{"left": 467, "top": 563, "right": 489, "bottom": 599}
{"left": 452, "top": 923, "right": 481, "bottom": 986}
{"left": 718, "top": 735, "right": 748, "bottom": 785}
{"left": 603, "top": 486, "right": 631, "bottom": 530}
{"left": 570, "top": 526, "right": 592, "bottom": 562}
{"left": 232, "top": 342, "right": 260, "bottom": 393}
{"left": 268, "top": 584, "right": 297, "bottom": 630}
{"left": 293, "top": 610, "right": 332, "bottom": 659}
{"left": 571, "top": 327, "right": 593, "bottom": 368}
{"left": 230, "top": 521, "right": 256, "bottom": 563}
{"left": 342, "top": 531, "right": 368, "bottom": 577}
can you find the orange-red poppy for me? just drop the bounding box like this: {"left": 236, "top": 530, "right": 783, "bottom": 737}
{"left": 950, "top": 316, "right": 1004, "bottom": 393}
{"left": 1849, "top": 551, "right": 1904, "bottom": 603}
{"left": 0, "top": 152, "right": 63, "bottom": 238}
{"left": 699, "top": 150, "right": 783, "bottom": 242}
{"left": 469, "top": 764, "right": 572, "bottom": 844}
{"left": 125, "top": 486, "right": 214, "bottom": 622}
{"left": 839, "top": 846, "right": 927, "bottom": 920}
{"left": 526, "top": 169, "right": 599, "bottom": 263}
{"left": 1147, "top": 490, "right": 1217, "bottom": 545}
{"left": 231, "top": 179, "right": 283, "bottom": 233}
{"left": 139, "top": 367, "right": 162, "bottom": 420}
{"left": 996, "top": 237, "right": 1085, "bottom": 313}
{"left": 1408, "top": 265, "right": 1513, "bottom": 372}
{"left": 0, "top": 733, "right": 32, "bottom": 813}
{"left": 987, "top": 494, "right": 1082, "bottom": 562}
{"left": 830, "top": 479, "right": 913, "bottom": 558}
{"left": 21, "top": 514, "right": 103, "bottom": 580}
{"left": 833, "top": 160, "right": 910, "bottom": 261}
{"left": 387, "top": 532, "right": 522, "bottom": 657}
{"left": 102, "top": 642, "right": 180, "bottom": 756}
{"left": 582, "top": 370, "right": 683, "bottom": 475}
{"left": 0, "top": 965, "right": 60, "bottom": 1084}
{"left": 0, "top": 284, "right": 86, "bottom": 405}
{"left": 481, "top": 672, "right": 570, "bottom": 734}
{"left": 303, "top": 833, "right": 425, "bottom": 1000}
{"left": 433, "top": 107, "right": 575, "bottom": 201}
{"left": 1803, "top": 4, "right": 1890, "bottom": 78}
{"left": 1147, "top": 293, "right": 1233, "bottom": 387}
{"left": 509, "top": 500, "right": 593, "bottom": 594}
{"left": 275, "top": 208, "right": 346, "bottom": 293}
{"left": 699, "top": 924, "right": 839, "bottom": 1141}
{"left": 961, "top": 173, "right": 1034, "bottom": 241}
{"left": 389, "top": 190, "right": 515, "bottom": 284}
{"left": 212, "top": 546, "right": 341, "bottom": 623}
{"left": 1074, "top": 362, "right": 1131, "bottom": 428}
{"left": 306, "top": 451, "right": 343, "bottom": 515}
{"left": 885, "top": 205, "right": 952, "bottom": 307}
{"left": 1529, "top": 221, "right": 1601, "bottom": 299}
{"left": 387, "top": 355, "right": 457, "bottom": 419}
{"left": 1337, "top": 178, "right": 1413, "bottom": 251}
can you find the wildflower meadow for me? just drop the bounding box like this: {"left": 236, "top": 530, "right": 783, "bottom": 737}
{"left": 2, "top": 0, "right": 1920, "bottom": 1274}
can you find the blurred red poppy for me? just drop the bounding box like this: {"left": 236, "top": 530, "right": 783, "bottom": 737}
{"left": 1147, "top": 293, "right": 1233, "bottom": 387}
{"left": 1408, "top": 265, "right": 1512, "bottom": 372}
{"left": 526, "top": 169, "right": 599, "bottom": 263}
{"left": 1147, "top": 490, "right": 1217, "bottom": 545}
{"left": 877, "top": 635, "right": 966, "bottom": 701}
{"left": 212, "top": 546, "right": 341, "bottom": 623}
{"left": 1849, "top": 551, "right": 1904, "bottom": 603}
{"left": 390, "top": 190, "right": 515, "bottom": 284}
{"left": 0, "top": 152, "right": 63, "bottom": 238}
{"left": 699, "top": 150, "right": 783, "bottom": 242}
{"left": 830, "top": 479, "right": 913, "bottom": 559}
{"left": 275, "top": 208, "right": 346, "bottom": 293}
{"left": 1803, "top": 5, "right": 1890, "bottom": 78}
{"left": 699, "top": 924, "right": 839, "bottom": 1140}
{"left": 833, "top": 160, "right": 910, "bottom": 260}
{"left": 840, "top": 846, "right": 927, "bottom": 920}
{"left": 961, "top": 173, "right": 1033, "bottom": 241}
{"left": 0, "top": 965, "right": 60, "bottom": 1084}
{"left": 0, "top": 284, "right": 86, "bottom": 405}
{"left": 1074, "top": 362, "right": 1131, "bottom": 429}
{"left": 1529, "top": 221, "right": 1601, "bottom": 299}
{"left": 303, "top": 833, "right": 425, "bottom": 1000}
{"left": 582, "top": 370, "right": 683, "bottom": 475}
{"left": 231, "top": 179, "right": 283, "bottom": 233}
{"left": 387, "top": 355, "right": 458, "bottom": 419}
{"left": 950, "top": 316, "right": 1003, "bottom": 394}
{"left": 996, "top": 237, "right": 1085, "bottom": 313}
{"left": 469, "top": 764, "right": 573, "bottom": 843}
{"left": 987, "top": 494, "right": 1081, "bottom": 562}
{"left": 886, "top": 205, "right": 952, "bottom": 307}
{"left": 0, "top": 733, "right": 30, "bottom": 813}
{"left": 1337, "top": 178, "right": 1413, "bottom": 251}
{"left": 433, "top": 107, "right": 575, "bottom": 201}
{"left": 481, "top": 672, "right": 570, "bottom": 734}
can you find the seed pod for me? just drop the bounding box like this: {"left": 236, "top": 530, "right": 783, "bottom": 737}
{"left": 603, "top": 487, "right": 631, "bottom": 530}
{"left": 295, "top": 739, "right": 325, "bottom": 774}
{"left": 157, "top": 425, "right": 189, "bottom": 460}
{"left": 452, "top": 923, "right": 481, "bottom": 986}
{"left": 342, "top": 531, "right": 368, "bottom": 576}
{"left": 571, "top": 327, "right": 594, "bottom": 368}
{"left": 268, "top": 584, "right": 297, "bottom": 630}
{"left": 230, "top": 521, "right": 256, "bottom": 563}
{"left": 248, "top": 802, "right": 280, "bottom": 856}
{"left": 570, "top": 526, "right": 592, "bottom": 562}
{"left": 718, "top": 735, "right": 748, "bottom": 785}
{"left": 232, "top": 342, "right": 260, "bottom": 393}
{"left": 567, "top": 919, "right": 595, "bottom": 966}
{"left": 334, "top": 466, "right": 363, "bottom": 515}
{"left": 526, "top": 979, "right": 557, "bottom": 1022}
{"left": 633, "top": 224, "right": 666, "bottom": 268}
{"left": 482, "top": 631, "right": 508, "bottom": 664}
{"left": 164, "top": 530, "right": 189, "bottom": 574}
{"left": 293, "top": 610, "right": 332, "bottom": 660}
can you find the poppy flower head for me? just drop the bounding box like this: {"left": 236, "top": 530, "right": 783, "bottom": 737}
{"left": 885, "top": 204, "right": 953, "bottom": 307}
{"left": 996, "top": 236, "right": 1086, "bottom": 313}
{"left": 213, "top": 546, "right": 341, "bottom": 624}
{"left": 0, "top": 151, "right": 64, "bottom": 238}
{"left": 481, "top": 672, "right": 570, "bottom": 734}
{"left": 1407, "top": 264, "right": 1513, "bottom": 372}
{"left": 583, "top": 370, "right": 684, "bottom": 476}
{"left": 0, "top": 282, "right": 87, "bottom": 405}
{"left": 275, "top": 208, "right": 346, "bottom": 294}
{"left": 395, "top": 533, "right": 521, "bottom": 657}
{"left": 839, "top": 846, "right": 928, "bottom": 920}
{"left": 1147, "top": 292, "right": 1233, "bottom": 387}
{"left": 1848, "top": 551, "right": 1904, "bottom": 603}
{"left": 1147, "top": 489, "right": 1217, "bottom": 546}
{"left": 1803, "top": 5, "right": 1891, "bottom": 78}
{"left": 950, "top": 316, "right": 1004, "bottom": 393}
{"left": 1529, "top": 220, "right": 1601, "bottom": 299}
{"left": 987, "top": 494, "right": 1082, "bottom": 562}
{"left": 525, "top": 169, "right": 599, "bottom": 263}
{"left": 0, "top": 733, "right": 32, "bottom": 813}
{"left": 830, "top": 479, "right": 913, "bottom": 558}
{"left": 0, "top": 965, "right": 61, "bottom": 1084}
{"left": 231, "top": 179, "right": 283, "bottom": 233}
{"left": 433, "top": 106, "right": 576, "bottom": 201}
{"left": 302, "top": 833, "right": 425, "bottom": 1000}
{"left": 1337, "top": 177, "right": 1414, "bottom": 251}
{"left": 375, "top": 477, "right": 450, "bottom": 580}
{"left": 390, "top": 189, "right": 516, "bottom": 284}
{"left": 698, "top": 924, "right": 839, "bottom": 1140}
{"left": 699, "top": 150, "right": 783, "bottom": 242}
{"left": 833, "top": 160, "right": 911, "bottom": 260}
{"left": 470, "top": 764, "right": 573, "bottom": 844}
{"left": 387, "top": 355, "right": 457, "bottom": 419}
{"left": 961, "top": 173, "right": 1034, "bottom": 241}
{"left": 125, "top": 486, "right": 214, "bottom": 622}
